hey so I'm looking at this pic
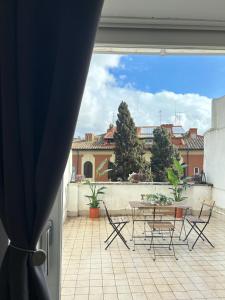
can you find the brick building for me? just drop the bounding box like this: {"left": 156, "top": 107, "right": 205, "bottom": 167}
{"left": 72, "top": 124, "right": 204, "bottom": 181}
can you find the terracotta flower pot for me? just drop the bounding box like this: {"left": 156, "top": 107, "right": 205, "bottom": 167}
{"left": 89, "top": 207, "right": 100, "bottom": 218}
{"left": 176, "top": 208, "right": 183, "bottom": 219}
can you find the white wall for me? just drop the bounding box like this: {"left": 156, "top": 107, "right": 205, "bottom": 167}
{"left": 67, "top": 182, "right": 212, "bottom": 216}
{"left": 62, "top": 151, "right": 73, "bottom": 222}
{"left": 204, "top": 97, "right": 225, "bottom": 209}
{"left": 204, "top": 96, "right": 225, "bottom": 209}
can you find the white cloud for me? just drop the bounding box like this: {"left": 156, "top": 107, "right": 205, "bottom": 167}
{"left": 75, "top": 54, "right": 212, "bottom": 137}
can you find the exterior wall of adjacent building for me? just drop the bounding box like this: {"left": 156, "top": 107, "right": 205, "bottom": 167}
{"left": 204, "top": 96, "right": 225, "bottom": 210}
{"left": 72, "top": 148, "right": 203, "bottom": 181}
{"left": 180, "top": 150, "right": 204, "bottom": 177}
{"left": 72, "top": 149, "right": 115, "bottom": 181}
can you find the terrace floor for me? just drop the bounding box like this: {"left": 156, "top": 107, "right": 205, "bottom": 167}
{"left": 62, "top": 216, "right": 225, "bottom": 300}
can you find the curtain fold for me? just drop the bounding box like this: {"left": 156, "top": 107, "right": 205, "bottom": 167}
{"left": 0, "top": 0, "right": 103, "bottom": 299}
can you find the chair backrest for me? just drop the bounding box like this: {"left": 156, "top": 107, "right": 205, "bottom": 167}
{"left": 102, "top": 201, "right": 112, "bottom": 223}
{"left": 199, "top": 201, "right": 215, "bottom": 222}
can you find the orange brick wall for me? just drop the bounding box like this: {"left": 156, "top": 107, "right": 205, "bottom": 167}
{"left": 181, "top": 151, "right": 204, "bottom": 177}
{"left": 72, "top": 153, "right": 83, "bottom": 175}
{"left": 94, "top": 154, "right": 112, "bottom": 181}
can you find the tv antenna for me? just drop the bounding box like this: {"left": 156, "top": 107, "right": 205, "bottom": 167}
{"left": 174, "top": 112, "right": 184, "bottom": 126}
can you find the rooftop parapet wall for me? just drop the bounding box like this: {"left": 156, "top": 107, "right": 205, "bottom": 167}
{"left": 67, "top": 182, "right": 212, "bottom": 217}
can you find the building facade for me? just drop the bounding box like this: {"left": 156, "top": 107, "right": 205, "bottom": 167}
{"left": 72, "top": 124, "right": 204, "bottom": 181}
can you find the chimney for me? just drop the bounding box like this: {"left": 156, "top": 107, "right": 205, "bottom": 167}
{"left": 188, "top": 128, "right": 197, "bottom": 139}
{"left": 85, "top": 133, "right": 95, "bottom": 142}
{"left": 161, "top": 124, "right": 173, "bottom": 135}
{"left": 136, "top": 127, "right": 141, "bottom": 136}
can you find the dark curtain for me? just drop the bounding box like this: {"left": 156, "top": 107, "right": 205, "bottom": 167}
{"left": 0, "top": 0, "right": 103, "bottom": 299}
{"left": 0, "top": 220, "right": 7, "bottom": 267}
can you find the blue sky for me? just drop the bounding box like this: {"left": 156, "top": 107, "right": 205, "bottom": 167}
{"left": 110, "top": 55, "right": 225, "bottom": 99}
{"left": 75, "top": 54, "right": 224, "bottom": 136}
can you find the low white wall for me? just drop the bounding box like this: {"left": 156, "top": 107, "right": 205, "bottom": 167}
{"left": 67, "top": 182, "right": 212, "bottom": 217}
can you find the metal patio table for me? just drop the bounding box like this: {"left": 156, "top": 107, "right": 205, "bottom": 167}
{"left": 129, "top": 201, "right": 191, "bottom": 251}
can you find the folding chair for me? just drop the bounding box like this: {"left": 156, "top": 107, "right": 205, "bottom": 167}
{"left": 103, "top": 201, "right": 130, "bottom": 250}
{"left": 184, "top": 201, "right": 215, "bottom": 249}
{"left": 147, "top": 206, "right": 178, "bottom": 261}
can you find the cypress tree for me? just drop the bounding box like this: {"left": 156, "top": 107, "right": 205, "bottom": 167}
{"left": 113, "top": 101, "right": 145, "bottom": 180}
{"left": 151, "top": 127, "right": 175, "bottom": 182}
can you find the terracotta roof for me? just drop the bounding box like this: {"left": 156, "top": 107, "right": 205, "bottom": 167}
{"left": 72, "top": 135, "right": 204, "bottom": 151}
{"left": 181, "top": 135, "right": 204, "bottom": 150}
{"left": 104, "top": 127, "right": 117, "bottom": 139}
{"left": 72, "top": 140, "right": 115, "bottom": 150}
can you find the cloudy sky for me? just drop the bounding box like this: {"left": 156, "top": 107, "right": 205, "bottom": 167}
{"left": 75, "top": 54, "right": 225, "bottom": 137}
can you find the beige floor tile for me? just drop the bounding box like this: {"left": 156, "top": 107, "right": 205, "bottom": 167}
{"left": 62, "top": 217, "right": 225, "bottom": 300}
{"left": 161, "top": 292, "right": 177, "bottom": 300}
{"left": 61, "top": 296, "right": 75, "bottom": 300}
{"left": 103, "top": 286, "right": 117, "bottom": 294}
{"left": 61, "top": 288, "right": 75, "bottom": 296}
{"left": 89, "top": 286, "right": 104, "bottom": 295}
{"left": 116, "top": 285, "right": 131, "bottom": 293}
{"left": 145, "top": 292, "right": 162, "bottom": 300}
{"left": 132, "top": 293, "right": 147, "bottom": 300}
{"left": 75, "top": 287, "right": 89, "bottom": 295}
{"left": 156, "top": 284, "right": 171, "bottom": 292}
{"left": 104, "top": 294, "right": 118, "bottom": 300}
{"left": 187, "top": 290, "right": 204, "bottom": 299}
{"left": 74, "top": 296, "right": 88, "bottom": 300}
{"left": 117, "top": 294, "right": 132, "bottom": 300}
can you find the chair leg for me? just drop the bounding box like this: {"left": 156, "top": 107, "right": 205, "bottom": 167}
{"left": 184, "top": 221, "right": 204, "bottom": 242}
{"left": 105, "top": 223, "right": 130, "bottom": 250}
{"left": 151, "top": 230, "right": 156, "bottom": 261}
{"left": 131, "top": 220, "right": 135, "bottom": 241}
{"left": 182, "top": 221, "right": 191, "bottom": 251}
{"left": 148, "top": 229, "right": 154, "bottom": 251}
{"left": 169, "top": 229, "right": 178, "bottom": 260}
{"left": 144, "top": 216, "right": 147, "bottom": 240}
{"left": 179, "top": 219, "right": 184, "bottom": 240}
{"left": 192, "top": 224, "right": 214, "bottom": 249}
{"left": 183, "top": 224, "right": 194, "bottom": 241}
{"left": 104, "top": 224, "right": 120, "bottom": 243}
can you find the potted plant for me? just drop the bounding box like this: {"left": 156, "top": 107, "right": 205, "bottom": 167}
{"left": 167, "top": 159, "right": 189, "bottom": 218}
{"left": 85, "top": 159, "right": 111, "bottom": 218}
{"left": 85, "top": 181, "right": 106, "bottom": 218}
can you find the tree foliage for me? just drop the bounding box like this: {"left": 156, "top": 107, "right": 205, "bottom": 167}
{"left": 113, "top": 101, "right": 148, "bottom": 180}
{"left": 151, "top": 127, "right": 175, "bottom": 182}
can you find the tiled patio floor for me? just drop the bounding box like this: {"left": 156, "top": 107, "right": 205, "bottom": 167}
{"left": 62, "top": 216, "right": 225, "bottom": 300}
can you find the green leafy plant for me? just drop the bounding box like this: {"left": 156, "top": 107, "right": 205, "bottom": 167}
{"left": 146, "top": 193, "right": 174, "bottom": 205}
{"left": 85, "top": 181, "right": 106, "bottom": 208}
{"left": 167, "top": 159, "right": 189, "bottom": 202}
{"left": 85, "top": 159, "right": 111, "bottom": 209}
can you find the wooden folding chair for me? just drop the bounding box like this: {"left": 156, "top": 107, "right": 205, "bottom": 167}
{"left": 147, "top": 206, "right": 178, "bottom": 260}
{"left": 103, "top": 201, "right": 130, "bottom": 250}
{"left": 184, "top": 201, "right": 215, "bottom": 249}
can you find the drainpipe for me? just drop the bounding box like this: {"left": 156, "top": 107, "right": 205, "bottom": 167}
{"left": 186, "top": 149, "right": 189, "bottom": 177}
{"left": 76, "top": 150, "right": 80, "bottom": 174}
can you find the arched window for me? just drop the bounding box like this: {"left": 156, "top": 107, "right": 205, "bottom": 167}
{"left": 84, "top": 161, "right": 93, "bottom": 178}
